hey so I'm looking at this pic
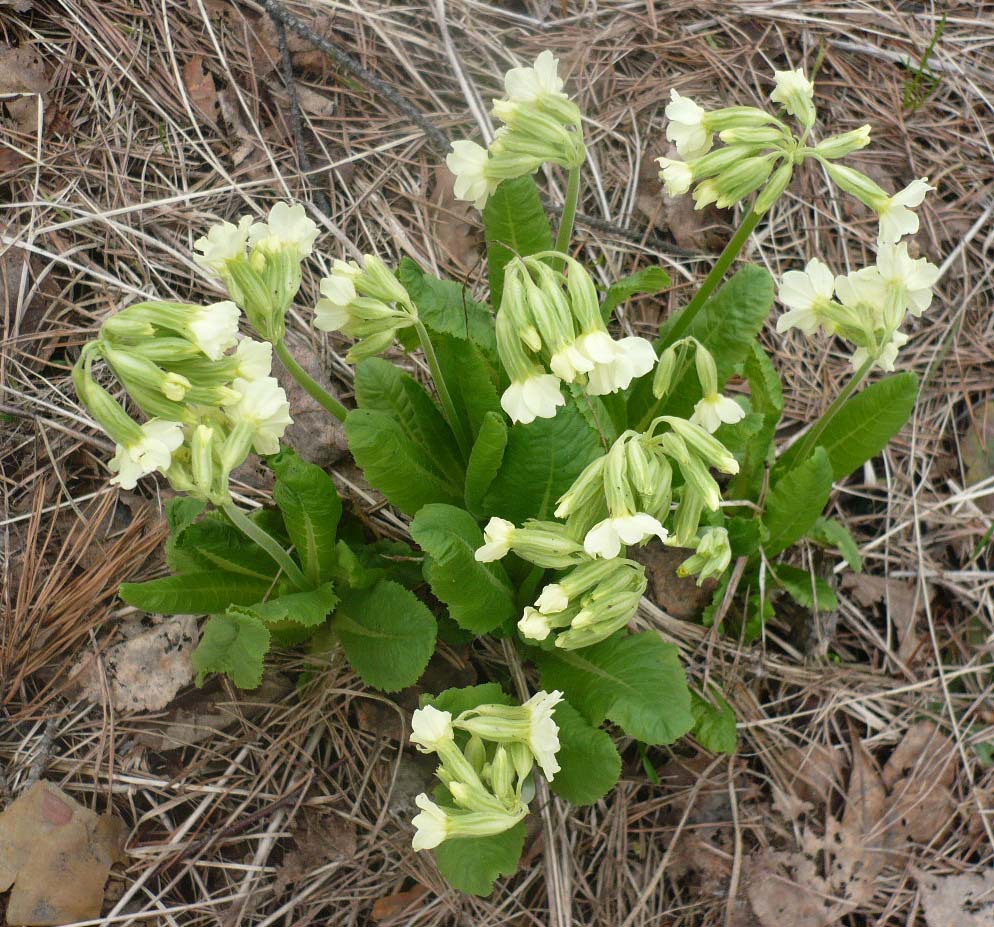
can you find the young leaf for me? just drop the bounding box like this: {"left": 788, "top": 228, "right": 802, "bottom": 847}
{"left": 240, "top": 582, "right": 338, "bottom": 628}
{"left": 166, "top": 513, "right": 280, "bottom": 580}
{"left": 434, "top": 333, "right": 501, "bottom": 440}
{"left": 335, "top": 579, "right": 437, "bottom": 691}
{"left": 192, "top": 610, "right": 270, "bottom": 689}
{"left": 534, "top": 632, "right": 694, "bottom": 745}
{"left": 483, "top": 176, "right": 553, "bottom": 307}
{"left": 549, "top": 699, "right": 621, "bottom": 806}
{"left": 410, "top": 504, "right": 515, "bottom": 635}
{"left": 398, "top": 258, "right": 498, "bottom": 361}
{"left": 271, "top": 449, "right": 342, "bottom": 586}
{"left": 346, "top": 409, "right": 463, "bottom": 515}
{"left": 762, "top": 447, "right": 834, "bottom": 557}
{"left": 354, "top": 358, "right": 465, "bottom": 485}
{"left": 422, "top": 682, "right": 513, "bottom": 715}
{"left": 432, "top": 821, "right": 527, "bottom": 897}
{"left": 778, "top": 371, "right": 918, "bottom": 478}
{"left": 690, "top": 689, "right": 738, "bottom": 755}
{"left": 774, "top": 563, "right": 839, "bottom": 611}
{"left": 601, "top": 266, "right": 672, "bottom": 322}
{"left": 483, "top": 400, "right": 603, "bottom": 524}
{"left": 809, "top": 516, "right": 863, "bottom": 571}
{"left": 464, "top": 411, "right": 508, "bottom": 517}
{"left": 120, "top": 572, "right": 276, "bottom": 615}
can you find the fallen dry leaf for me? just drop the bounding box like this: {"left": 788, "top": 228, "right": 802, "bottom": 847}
{"left": 882, "top": 720, "right": 956, "bottom": 789}
{"left": 631, "top": 543, "right": 717, "bottom": 620}
{"left": 779, "top": 743, "right": 845, "bottom": 807}
{"left": 962, "top": 399, "right": 994, "bottom": 514}
{"left": 917, "top": 867, "right": 994, "bottom": 927}
{"left": 430, "top": 163, "right": 480, "bottom": 272}
{"left": 843, "top": 573, "right": 923, "bottom": 664}
{"left": 371, "top": 884, "right": 429, "bottom": 922}
{"left": 275, "top": 807, "right": 357, "bottom": 892}
{"left": 0, "top": 43, "right": 49, "bottom": 134}
{"left": 0, "top": 781, "right": 124, "bottom": 926}
{"left": 69, "top": 614, "right": 198, "bottom": 713}
{"left": 182, "top": 55, "right": 219, "bottom": 125}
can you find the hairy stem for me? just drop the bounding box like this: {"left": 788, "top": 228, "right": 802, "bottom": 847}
{"left": 222, "top": 501, "right": 308, "bottom": 590}
{"left": 274, "top": 339, "right": 349, "bottom": 423}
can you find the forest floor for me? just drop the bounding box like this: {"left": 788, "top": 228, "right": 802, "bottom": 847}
{"left": 2, "top": 1, "right": 994, "bottom": 925}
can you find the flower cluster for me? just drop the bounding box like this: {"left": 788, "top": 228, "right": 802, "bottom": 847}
{"left": 312, "top": 254, "right": 418, "bottom": 361}
{"left": 776, "top": 242, "right": 939, "bottom": 371}
{"left": 74, "top": 299, "right": 290, "bottom": 500}
{"left": 497, "top": 254, "right": 656, "bottom": 423}
{"left": 409, "top": 694, "right": 562, "bottom": 851}
{"left": 194, "top": 202, "right": 319, "bottom": 342}
{"left": 447, "top": 50, "right": 585, "bottom": 210}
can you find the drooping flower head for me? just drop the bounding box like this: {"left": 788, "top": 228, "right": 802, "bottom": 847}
{"left": 108, "top": 419, "right": 184, "bottom": 490}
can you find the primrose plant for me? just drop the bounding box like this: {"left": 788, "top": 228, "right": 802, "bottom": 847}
{"left": 74, "top": 53, "right": 937, "bottom": 894}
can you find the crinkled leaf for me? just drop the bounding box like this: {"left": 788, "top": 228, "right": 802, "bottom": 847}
{"left": 240, "top": 582, "right": 338, "bottom": 628}
{"left": 335, "top": 579, "right": 437, "bottom": 691}
{"left": 762, "top": 447, "right": 834, "bottom": 557}
{"left": 725, "top": 516, "right": 766, "bottom": 558}
{"left": 192, "top": 610, "right": 270, "bottom": 689}
{"left": 433, "top": 821, "right": 527, "bottom": 897}
{"left": 601, "top": 266, "right": 672, "bottom": 322}
{"left": 729, "top": 341, "right": 783, "bottom": 497}
{"left": 483, "top": 400, "right": 603, "bottom": 523}
{"left": 165, "top": 497, "right": 206, "bottom": 535}
{"left": 346, "top": 409, "right": 463, "bottom": 515}
{"left": 534, "top": 632, "right": 694, "bottom": 745}
{"left": 410, "top": 504, "right": 515, "bottom": 635}
{"left": 778, "top": 371, "right": 918, "bottom": 479}
{"left": 434, "top": 332, "right": 501, "bottom": 440}
{"left": 810, "top": 516, "right": 863, "bottom": 572}
{"left": 120, "top": 572, "right": 275, "bottom": 615}
{"left": 549, "top": 699, "right": 621, "bottom": 805}
{"left": 690, "top": 688, "right": 738, "bottom": 754}
{"left": 483, "top": 176, "right": 552, "bottom": 307}
{"left": 165, "top": 512, "right": 280, "bottom": 580}
{"left": 271, "top": 449, "right": 341, "bottom": 586}
{"left": 775, "top": 563, "right": 839, "bottom": 611}
{"left": 423, "top": 682, "right": 513, "bottom": 715}
{"left": 464, "top": 411, "right": 508, "bottom": 517}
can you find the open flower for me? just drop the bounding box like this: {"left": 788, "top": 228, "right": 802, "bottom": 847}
{"left": 520, "top": 690, "right": 563, "bottom": 780}
{"left": 193, "top": 216, "right": 251, "bottom": 274}
{"left": 248, "top": 202, "right": 319, "bottom": 258}
{"left": 475, "top": 517, "right": 516, "bottom": 562}
{"left": 447, "top": 140, "right": 498, "bottom": 210}
{"left": 776, "top": 258, "right": 836, "bottom": 335}
{"left": 691, "top": 393, "right": 745, "bottom": 433}
{"left": 518, "top": 607, "right": 552, "bottom": 641}
{"left": 657, "top": 156, "right": 693, "bottom": 196}
{"left": 665, "top": 89, "right": 712, "bottom": 159}
{"left": 549, "top": 342, "right": 595, "bottom": 382}
{"left": 109, "top": 419, "right": 184, "bottom": 489}
{"left": 584, "top": 513, "right": 668, "bottom": 559}
{"left": 188, "top": 301, "right": 241, "bottom": 360}
{"left": 770, "top": 69, "right": 816, "bottom": 127}
{"left": 234, "top": 339, "right": 273, "bottom": 381}
{"left": 410, "top": 705, "right": 454, "bottom": 754}
{"left": 224, "top": 376, "right": 292, "bottom": 455}
{"left": 500, "top": 374, "right": 565, "bottom": 424}
{"left": 535, "top": 583, "right": 568, "bottom": 614}
{"left": 411, "top": 794, "right": 448, "bottom": 851}
{"left": 585, "top": 337, "right": 657, "bottom": 395}
{"left": 875, "top": 241, "right": 939, "bottom": 317}
{"left": 504, "top": 50, "right": 566, "bottom": 103}
{"left": 876, "top": 177, "right": 934, "bottom": 245}
{"left": 313, "top": 268, "right": 358, "bottom": 332}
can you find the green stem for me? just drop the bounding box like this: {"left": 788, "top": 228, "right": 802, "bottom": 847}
{"left": 414, "top": 319, "right": 471, "bottom": 457}
{"left": 274, "top": 339, "right": 349, "bottom": 423}
{"left": 659, "top": 209, "right": 763, "bottom": 349}
{"left": 221, "top": 501, "right": 308, "bottom": 590}
{"left": 786, "top": 358, "right": 873, "bottom": 465}
{"left": 554, "top": 164, "right": 582, "bottom": 257}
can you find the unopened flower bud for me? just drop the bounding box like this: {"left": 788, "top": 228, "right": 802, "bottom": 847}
{"left": 813, "top": 125, "right": 871, "bottom": 160}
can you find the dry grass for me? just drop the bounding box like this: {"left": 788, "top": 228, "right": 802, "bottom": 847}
{"left": 2, "top": 1, "right": 994, "bottom": 924}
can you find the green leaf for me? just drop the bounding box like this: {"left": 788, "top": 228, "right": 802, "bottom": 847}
{"left": 270, "top": 449, "right": 342, "bottom": 586}
{"left": 165, "top": 513, "right": 280, "bottom": 580}
{"left": 762, "top": 447, "right": 834, "bottom": 557}
{"left": 354, "top": 357, "right": 464, "bottom": 484}
{"left": 410, "top": 504, "right": 515, "bottom": 635}
{"left": 549, "top": 700, "right": 621, "bottom": 805}
{"left": 729, "top": 342, "right": 783, "bottom": 498}
{"left": 601, "top": 266, "right": 672, "bottom": 322}
{"left": 779, "top": 372, "right": 918, "bottom": 479}
{"left": 690, "top": 689, "right": 738, "bottom": 754}
{"left": 534, "top": 632, "right": 694, "bottom": 745}
{"left": 725, "top": 516, "right": 765, "bottom": 558}
{"left": 192, "top": 610, "right": 270, "bottom": 689}
{"left": 398, "top": 259, "right": 498, "bottom": 361}
{"left": 346, "top": 409, "right": 463, "bottom": 515}
{"left": 433, "top": 821, "right": 526, "bottom": 897}
{"left": 120, "top": 572, "right": 275, "bottom": 615}
{"left": 423, "top": 682, "right": 513, "bottom": 715}
{"left": 241, "top": 582, "right": 338, "bottom": 628}
{"left": 166, "top": 497, "right": 206, "bottom": 535}
{"left": 483, "top": 400, "right": 603, "bottom": 523}
{"left": 774, "top": 563, "right": 839, "bottom": 611}
{"left": 335, "top": 579, "right": 437, "bottom": 691}
{"left": 464, "top": 411, "right": 508, "bottom": 517}
{"left": 483, "top": 176, "right": 553, "bottom": 307}
{"left": 434, "top": 333, "right": 501, "bottom": 440}
{"left": 810, "top": 516, "right": 863, "bottom": 571}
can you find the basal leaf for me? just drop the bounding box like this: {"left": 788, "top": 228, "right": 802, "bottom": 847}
{"left": 166, "top": 512, "right": 280, "bottom": 581}
{"left": 165, "top": 497, "right": 206, "bottom": 535}
{"left": 120, "top": 572, "right": 275, "bottom": 615}
{"left": 690, "top": 689, "right": 738, "bottom": 755}
{"left": 601, "top": 266, "right": 672, "bottom": 322}
{"left": 433, "top": 821, "right": 526, "bottom": 897}
{"left": 335, "top": 579, "right": 437, "bottom": 691}
{"left": 241, "top": 582, "right": 338, "bottom": 628}
{"left": 410, "top": 504, "right": 515, "bottom": 635}
{"left": 434, "top": 333, "right": 501, "bottom": 440}
{"left": 774, "top": 563, "right": 839, "bottom": 611}
{"left": 534, "top": 631, "right": 694, "bottom": 745}
{"left": 809, "top": 516, "right": 863, "bottom": 572}
{"left": 192, "top": 610, "right": 270, "bottom": 689}
{"left": 464, "top": 411, "right": 508, "bottom": 517}
{"left": 549, "top": 699, "right": 621, "bottom": 805}
{"left": 483, "top": 176, "right": 552, "bottom": 307}
{"left": 422, "top": 682, "right": 513, "bottom": 715}
{"left": 762, "top": 447, "right": 833, "bottom": 557}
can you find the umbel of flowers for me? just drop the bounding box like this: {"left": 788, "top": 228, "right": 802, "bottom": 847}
{"left": 409, "top": 694, "right": 563, "bottom": 851}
